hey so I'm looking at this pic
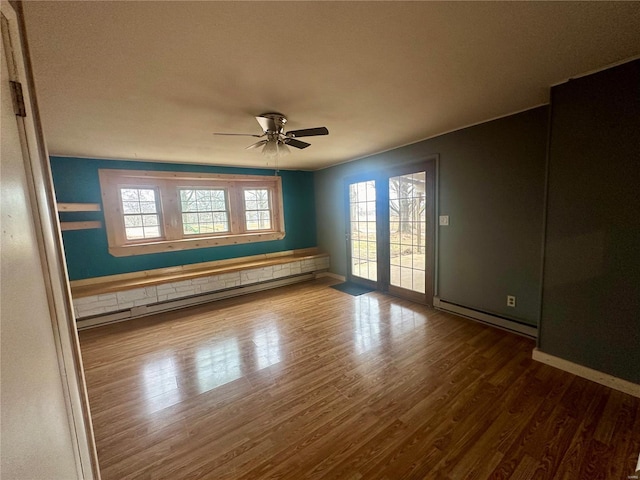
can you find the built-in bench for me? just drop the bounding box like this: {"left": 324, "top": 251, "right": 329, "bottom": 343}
{"left": 71, "top": 248, "right": 330, "bottom": 328}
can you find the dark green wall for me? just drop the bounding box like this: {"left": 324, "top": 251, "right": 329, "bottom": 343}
{"left": 539, "top": 60, "right": 640, "bottom": 383}
{"left": 51, "top": 157, "right": 317, "bottom": 280}
{"left": 315, "top": 107, "right": 548, "bottom": 327}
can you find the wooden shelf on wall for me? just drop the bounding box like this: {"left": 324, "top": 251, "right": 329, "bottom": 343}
{"left": 57, "top": 203, "right": 103, "bottom": 231}
{"left": 60, "top": 221, "right": 102, "bottom": 231}
{"left": 57, "top": 202, "right": 101, "bottom": 212}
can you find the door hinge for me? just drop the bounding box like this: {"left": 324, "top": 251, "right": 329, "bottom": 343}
{"left": 9, "top": 80, "right": 26, "bottom": 117}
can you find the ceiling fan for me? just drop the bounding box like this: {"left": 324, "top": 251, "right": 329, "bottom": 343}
{"left": 213, "top": 113, "right": 329, "bottom": 157}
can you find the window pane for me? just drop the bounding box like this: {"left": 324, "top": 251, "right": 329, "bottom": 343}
{"left": 196, "top": 190, "right": 208, "bottom": 201}
{"left": 179, "top": 188, "right": 229, "bottom": 235}
{"left": 120, "top": 189, "right": 139, "bottom": 201}
{"left": 212, "top": 190, "right": 225, "bottom": 201}
{"left": 122, "top": 201, "right": 140, "bottom": 214}
{"left": 217, "top": 220, "right": 229, "bottom": 233}
{"left": 182, "top": 200, "right": 197, "bottom": 212}
{"left": 198, "top": 199, "right": 213, "bottom": 211}
{"left": 124, "top": 215, "right": 142, "bottom": 227}
{"left": 258, "top": 211, "right": 271, "bottom": 229}
{"left": 198, "top": 212, "right": 213, "bottom": 223}
{"left": 139, "top": 189, "right": 155, "bottom": 202}
{"left": 125, "top": 227, "right": 144, "bottom": 239}
{"left": 140, "top": 201, "right": 157, "bottom": 214}
{"left": 144, "top": 226, "right": 161, "bottom": 238}
{"left": 142, "top": 215, "right": 158, "bottom": 226}
{"left": 182, "top": 213, "right": 198, "bottom": 224}
{"left": 183, "top": 223, "right": 198, "bottom": 235}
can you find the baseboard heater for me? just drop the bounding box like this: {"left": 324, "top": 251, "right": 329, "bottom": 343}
{"left": 433, "top": 297, "right": 537, "bottom": 339}
{"left": 77, "top": 272, "right": 317, "bottom": 330}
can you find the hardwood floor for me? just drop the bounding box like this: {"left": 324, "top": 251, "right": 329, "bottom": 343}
{"left": 79, "top": 278, "right": 640, "bottom": 479}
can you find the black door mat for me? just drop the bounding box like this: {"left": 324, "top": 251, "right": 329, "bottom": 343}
{"left": 330, "top": 282, "right": 375, "bottom": 296}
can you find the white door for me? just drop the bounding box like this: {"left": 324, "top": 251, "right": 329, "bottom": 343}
{"left": 0, "top": 3, "right": 97, "bottom": 478}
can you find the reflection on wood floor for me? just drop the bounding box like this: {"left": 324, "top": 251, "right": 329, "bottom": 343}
{"left": 79, "top": 277, "right": 640, "bottom": 479}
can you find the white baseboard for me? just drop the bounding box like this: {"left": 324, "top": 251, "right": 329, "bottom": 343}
{"left": 316, "top": 271, "right": 346, "bottom": 282}
{"left": 433, "top": 297, "right": 537, "bottom": 338}
{"left": 532, "top": 348, "right": 640, "bottom": 398}
{"left": 77, "top": 273, "right": 316, "bottom": 330}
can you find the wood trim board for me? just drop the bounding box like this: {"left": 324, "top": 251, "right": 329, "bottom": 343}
{"left": 60, "top": 221, "right": 102, "bottom": 231}
{"left": 57, "top": 203, "right": 101, "bottom": 212}
{"left": 532, "top": 348, "right": 640, "bottom": 398}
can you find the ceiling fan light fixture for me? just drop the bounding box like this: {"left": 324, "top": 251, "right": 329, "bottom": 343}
{"left": 279, "top": 142, "right": 291, "bottom": 156}
{"left": 262, "top": 139, "right": 279, "bottom": 159}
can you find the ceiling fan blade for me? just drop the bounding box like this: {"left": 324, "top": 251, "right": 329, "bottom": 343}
{"left": 245, "top": 139, "right": 268, "bottom": 150}
{"left": 284, "top": 138, "right": 311, "bottom": 149}
{"left": 285, "top": 127, "right": 329, "bottom": 138}
{"left": 213, "top": 132, "right": 263, "bottom": 137}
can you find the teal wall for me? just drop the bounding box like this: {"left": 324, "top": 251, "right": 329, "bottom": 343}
{"left": 51, "top": 157, "right": 317, "bottom": 280}
{"left": 315, "top": 107, "right": 548, "bottom": 328}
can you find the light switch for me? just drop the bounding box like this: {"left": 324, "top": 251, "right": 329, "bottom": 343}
{"left": 439, "top": 215, "right": 449, "bottom": 226}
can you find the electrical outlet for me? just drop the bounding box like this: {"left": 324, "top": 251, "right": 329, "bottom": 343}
{"left": 507, "top": 295, "right": 516, "bottom": 308}
{"left": 439, "top": 215, "right": 449, "bottom": 226}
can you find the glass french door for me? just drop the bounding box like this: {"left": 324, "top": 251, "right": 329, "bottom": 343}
{"left": 346, "top": 161, "right": 434, "bottom": 304}
{"left": 388, "top": 171, "right": 427, "bottom": 299}
{"left": 347, "top": 179, "right": 378, "bottom": 287}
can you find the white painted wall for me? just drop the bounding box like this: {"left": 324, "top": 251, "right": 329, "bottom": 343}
{"left": 0, "top": 2, "right": 92, "bottom": 478}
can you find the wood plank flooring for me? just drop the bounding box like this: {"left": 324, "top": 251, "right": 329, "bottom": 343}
{"left": 79, "top": 277, "right": 640, "bottom": 479}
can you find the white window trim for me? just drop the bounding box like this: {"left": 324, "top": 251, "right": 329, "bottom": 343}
{"left": 99, "top": 169, "right": 285, "bottom": 257}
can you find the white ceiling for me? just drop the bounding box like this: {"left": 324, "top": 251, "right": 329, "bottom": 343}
{"left": 23, "top": 1, "right": 640, "bottom": 171}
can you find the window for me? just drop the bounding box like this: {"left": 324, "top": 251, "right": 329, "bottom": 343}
{"left": 179, "top": 188, "right": 229, "bottom": 235}
{"left": 99, "top": 169, "right": 285, "bottom": 256}
{"left": 120, "top": 187, "right": 162, "bottom": 240}
{"left": 243, "top": 188, "right": 271, "bottom": 231}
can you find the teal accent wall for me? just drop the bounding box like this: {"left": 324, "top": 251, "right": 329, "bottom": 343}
{"left": 51, "top": 157, "right": 317, "bottom": 280}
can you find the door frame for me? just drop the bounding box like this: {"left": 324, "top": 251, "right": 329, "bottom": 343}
{"left": 344, "top": 156, "right": 436, "bottom": 306}
{"left": 2, "top": 2, "right": 100, "bottom": 478}
{"left": 383, "top": 159, "right": 436, "bottom": 306}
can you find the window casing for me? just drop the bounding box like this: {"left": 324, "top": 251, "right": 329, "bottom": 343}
{"left": 99, "top": 169, "right": 285, "bottom": 257}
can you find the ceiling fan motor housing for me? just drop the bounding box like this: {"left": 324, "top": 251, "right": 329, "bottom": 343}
{"left": 258, "top": 113, "right": 287, "bottom": 135}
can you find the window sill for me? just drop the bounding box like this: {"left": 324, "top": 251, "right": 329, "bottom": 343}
{"left": 108, "top": 231, "right": 285, "bottom": 257}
